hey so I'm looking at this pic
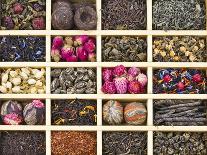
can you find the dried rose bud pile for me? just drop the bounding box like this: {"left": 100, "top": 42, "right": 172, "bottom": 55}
{"left": 0, "top": 67, "right": 46, "bottom": 94}
{"left": 51, "top": 35, "right": 96, "bottom": 62}
{"left": 102, "top": 65, "right": 147, "bottom": 94}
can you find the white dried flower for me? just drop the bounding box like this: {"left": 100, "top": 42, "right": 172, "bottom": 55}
{"left": 9, "top": 71, "right": 18, "bottom": 78}
{"left": 12, "top": 86, "right": 21, "bottom": 93}
{"left": 38, "top": 89, "right": 45, "bottom": 94}
{"left": 35, "top": 71, "right": 45, "bottom": 79}
{"left": 21, "top": 68, "right": 30, "bottom": 75}
{"left": 28, "top": 79, "right": 37, "bottom": 85}
{"left": 20, "top": 71, "right": 28, "bottom": 80}
{"left": 31, "top": 69, "right": 39, "bottom": 75}
{"left": 0, "top": 85, "right": 7, "bottom": 93}
{"left": 36, "top": 80, "right": 43, "bottom": 87}
{"left": 2, "top": 73, "right": 8, "bottom": 83}
{"left": 30, "top": 87, "right": 38, "bottom": 94}
{"left": 6, "top": 82, "right": 12, "bottom": 89}
{"left": 12, "top": 78, "right": 21, "bottom": 86}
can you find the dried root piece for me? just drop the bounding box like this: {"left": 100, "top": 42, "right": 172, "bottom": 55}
{"left": 74, "top": 6, "right": 97, "bottom": 30}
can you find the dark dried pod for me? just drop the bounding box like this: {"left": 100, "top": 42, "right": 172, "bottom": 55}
{"left": 74, "top": 6, "right": 97, "bottom": 30}
{"left": 85, "top": 88, "right": 96, "bottom": 94}
{"left": 67, "top": 87, "right": 75, "bottom": 94}
{"left": 52, "top": 6, "right": 74, "bottom": 30}
{"left": 51, "top": 79, "right": 60, "bottom": 91}
{"left": 75, "top": 88, "right": 86, "bottom": 94}
{"left": 75, "top": 81, "right": 87, "bottom": 89}
{"left": 52, "top": 0, "right": 72, "bottom": 11}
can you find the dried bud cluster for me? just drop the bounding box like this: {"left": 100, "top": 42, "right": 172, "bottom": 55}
{"left": 0, "top": 68, "right": 46, "bottom": 94}
{"left": 154, "top": 132, "right": 207, "bottom": 155}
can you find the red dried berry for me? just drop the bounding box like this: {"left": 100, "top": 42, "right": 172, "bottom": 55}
{"left": 13, "top": 3, "right": 24, "bottom": 14}
{"left": 192, "top": 74, "right": 202, "bottom": 83}
{"left": 3, "top": 16, "right": 14, "bottom": 29}
{"left": 177, "top": 82, "right": 185, "bottom": 91}
{"left": 32, "top": 17, "right": 45, "bottom": 30}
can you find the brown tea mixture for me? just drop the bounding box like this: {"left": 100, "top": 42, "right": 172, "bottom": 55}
{"left": 51, "top": 131, "right": 97, "bottom": 155}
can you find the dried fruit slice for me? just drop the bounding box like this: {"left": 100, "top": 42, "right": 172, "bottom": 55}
{"left": 74, "top": 6, "right": 97, "bottom": 30}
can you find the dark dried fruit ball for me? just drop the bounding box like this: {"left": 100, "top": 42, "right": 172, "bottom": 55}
{"left": 3, "top": 16, "right": 14, "bottom": 29}
{"left": 32, "top": 17, "right": 45, "bottom": 30}
{"left": 52, "top": 6, "right": 74, "bottom": 30}
{"left": 74, "top": 6, "right": 97, "bottom": 30}
{"left": 52, "top": 0, "right": 72, "bottom": 11}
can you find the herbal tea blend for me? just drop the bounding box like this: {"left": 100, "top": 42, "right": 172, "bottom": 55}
{"left": 154, "top": 132, "right": 207, "bottom": 155}
{"left": 0, "top": 67, "right": 46, "bottom": 94}
{"left": 153, "top": 36, "right": 207, "bottom": 62}
{"left": 102, "top": 36, "right": 147, "bottom": 62}
{"left": 102, "top": 65, "right": 147, "bottom": 94}
{"left": 153, "top": 0, "right": 206, "bottom": 30}
{"left": 154, "top": 100, "right": 207, "bottom": 126}
{"left": 103, "top": 132, "right": 147, "bottom": 155}
{"left": 0, "top": 36, "right": 46, "bottom": 62}
{"left": 102, "top": 0, "right": 147, "bottom": 30}
{"left": 153, "top": 68, "right": 207, "bottom": 94}
{"left": 0, "top": 100, "right": 45, "bottom": 125}
{"left": 103, "top": 100, "right": 147, "bottom": 125}
{"left": 0, "top": 0, "right": 46, "bottom": 30}
{"left": 0, "top": 131, "right": 46, "bottom": 155}
{"left": 51, "top": 68, "right": 97, "bottom": 94}
{"left": 51, "top": 99, "right": 97, "bottom": 125}
{"left": 51, "top": 131, "right": 97, "bottom": 155}
{"left": 52, "top": 0, "right": 97, "bottom": 30}
{"left": 51, "top": 35, "right": 96, "bottom": 62}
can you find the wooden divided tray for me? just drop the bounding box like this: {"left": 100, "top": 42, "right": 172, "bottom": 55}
{"left": 0, "top": 0, "right": 207, "bottom": 155}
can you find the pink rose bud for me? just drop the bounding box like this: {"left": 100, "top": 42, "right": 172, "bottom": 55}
{"left": 32, "top": 100, "right": 44, "bottom": 108}
{"left": 51, "top": 46, "right": 61, "bottom": 62}
{"left": 177, "top": 82, "right": 185, "bottom": 91}
{"left": 163, "top": 74, "right": 171, "bottom": 83}
{"left": 73, "top": 35, "right": 89, "bottom": 46}
{"left": 13, "top": 3, "right": 24, "bottom": 14}
{"left": 53, "top": 36, "right": 64, "bottom": 49}
{"left": 61, "top": 45, "right": 75, "bottom": 60}
{"left": 3, "top": 113, "right": 23, "bottom": 125}
{"left": 84, "top": 38, "right": 96, "bottom": 53}
{"left": 88, "top": 52, "right": 96, "bottom": 62}
{"left": 76, "top": 46, "right": 88, "bottom": 61}
{"left": 66, "top": 55, "right": 78, "bottom": 62}
{"left": 32, "top": 17, "right": 45, "bottom": 30}
{"left": 192, "top": 74, "right": 202, "bottom": 83}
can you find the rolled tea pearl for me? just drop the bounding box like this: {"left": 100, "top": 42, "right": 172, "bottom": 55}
{"left": 23, "top": 100, "right": 45, "bottom": 125}
{"left": 124, "top": 102, "right": 147, "bottom": 125}
{"left": 103, "top": 100, "right": 123, "bottom": 125}
{"left": 52, "top": 6, "right": 74, "bottom": 30}
{"left": 1, "top": 100, "right": 22, "bottom": 116}
{"left": 3, "top": 113, "right": 23, "bottom": 125}
{"left": 52, "top": 0, "right": 72, "bottom": 11}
